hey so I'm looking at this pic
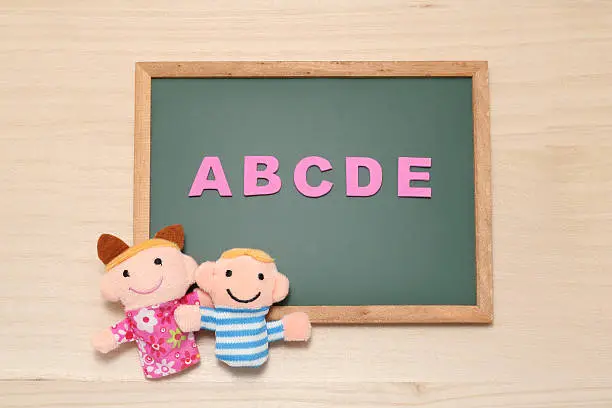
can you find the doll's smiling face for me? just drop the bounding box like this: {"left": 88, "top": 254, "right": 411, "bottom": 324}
{"left": 101, "top": 247, "right": 197, "bottom": 310}
{"left": 196, "top": 255, "right": 289, "bottom": 309}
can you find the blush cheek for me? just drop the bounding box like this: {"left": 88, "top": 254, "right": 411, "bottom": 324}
{"left": 263, "top": 294, "right": 275, "bottom": 307}
{"left": 208, "top": 291, "right": 227, "bottom": 306}
{"left": 100, "top": 275, "right": 116, "bottom": 301}
{"left": 224, "top": 292, "right": 236, "bottom": 305}
{"left": 253, "top": 290, "right": 273, "bottom": 308}
{"left": 162, "top": 270, "right": 182, "bottom": 289}
{"left": 120, "top": 287, "right": 136, "bottom": 303}
{"left": 263, "top": 285, "right": 274, "bottom": 300}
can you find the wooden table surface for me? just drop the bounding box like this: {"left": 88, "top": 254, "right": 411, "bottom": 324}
{"left": 1, "top": 1, "right": 611, "bottom": 406}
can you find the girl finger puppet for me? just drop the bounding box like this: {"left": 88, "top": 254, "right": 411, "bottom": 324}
{"left": 174, "top": 248, "right": 311, "bottom": 368}
{"left": 91, "top": 224, "right": 212, "bottom": 379}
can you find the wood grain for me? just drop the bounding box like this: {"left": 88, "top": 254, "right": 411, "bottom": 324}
{"left": 133, "top": 64, "right": 152, "bottom": 244}
{"left": 2, "top": 380, "right": 612, "bottom": 408}
{"left": 135, "top": 61, "right": 492, "bottom": 324}
{"left": 1, "top": 0, "right": 612, "bottom": 406}
{"left": 138, "top": 60, "right": 486, "bottom": 77}
{"left": 472, "top": 62, "right": 493, "bottom": 321}
{"left": 268, "top": 305, "right": 491, "bottom": 324}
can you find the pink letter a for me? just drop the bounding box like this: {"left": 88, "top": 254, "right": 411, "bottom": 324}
{"left": 188, "top": 156, "right": 232, "bottom": 197}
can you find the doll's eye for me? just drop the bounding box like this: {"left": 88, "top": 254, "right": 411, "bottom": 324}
{"left": 258, "top": 273, "right": 264, "bottom": 280}
{"left": 122, "top": 270, "right": 130, "bottom": 278}
{"left": 225, "top": 270, "right": 232, "bottom": 277}
{"left": 154, "top": 258, "right": 162, "bottom": 265}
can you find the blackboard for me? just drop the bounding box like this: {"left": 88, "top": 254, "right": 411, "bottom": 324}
{"left": 133, "top": 61, "right": 492, "bottom": 324}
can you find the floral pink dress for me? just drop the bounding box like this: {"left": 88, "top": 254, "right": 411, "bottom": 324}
{"left": 110, "top": 291, "right": 201, "bottom": 379}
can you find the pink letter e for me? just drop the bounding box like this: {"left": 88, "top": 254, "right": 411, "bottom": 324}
{"left": 398, "top": 157, "right": 432, "bottom": 198}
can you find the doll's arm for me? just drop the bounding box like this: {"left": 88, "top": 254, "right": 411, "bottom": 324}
{"left": 194, "top": 288, "right": 214, "bottom": 308}
{"left": 92, "top": 318, "right": 134, "bottom": 353}
{"left": 180, "top": 288, "right": 213, "bottom": 308}
{"left": 279, "top": 312, "right": 311, "bottom": 342}
{"left": 175, "top": 305, "right": 217, "bottom": 332}
{"left": 266, "top": 320, "right": 285, "bottom": 342}
{"left": 199, "top": 307, "right": 217, "bottom": 331}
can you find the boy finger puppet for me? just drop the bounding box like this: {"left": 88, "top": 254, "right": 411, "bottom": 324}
{"left": 91, "top": 224, "right": 212, "bottom": 379}
{"left": 174, "top": 248, "right": 311, "bottom": 368}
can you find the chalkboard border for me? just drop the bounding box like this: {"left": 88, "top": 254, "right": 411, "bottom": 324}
{"left": 133, "top": 61, "right": 492, "bottom": 324}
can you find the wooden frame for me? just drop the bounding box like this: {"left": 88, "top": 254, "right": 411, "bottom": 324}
{"left": 133, "top": 61, "right": 492, "bottom": 324}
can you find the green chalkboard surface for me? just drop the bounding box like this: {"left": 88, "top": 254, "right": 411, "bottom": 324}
{"left": 137, "top": 61, "right": 492, "bottom": 323}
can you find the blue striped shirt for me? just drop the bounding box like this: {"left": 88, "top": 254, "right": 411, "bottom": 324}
{"left": 199, "top": 306, "right": 284, "bottom": 367}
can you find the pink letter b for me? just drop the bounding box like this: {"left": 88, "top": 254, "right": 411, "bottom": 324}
{"left": 243, "top": 156, "right": 282, "bottom": 196}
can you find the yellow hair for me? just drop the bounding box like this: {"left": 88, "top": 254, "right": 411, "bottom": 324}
{"left": 220, "top": 248, "right": 274, "bottom": 263}
{"left": 105, "top": 238, "right": 179, "bottom": 271}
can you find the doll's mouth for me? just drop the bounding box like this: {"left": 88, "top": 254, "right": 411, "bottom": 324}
{"left": 129, "top": 278, "right": 164, "bottom": 295}
{"left": 226, "top": 289, "right": 261, "bottom": 303}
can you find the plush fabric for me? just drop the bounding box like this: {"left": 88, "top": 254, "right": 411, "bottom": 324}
{"left": 97, "top": 225, "right": 185, "bottom": 270}
{"left": 97, "top": 233, "right": 129, "bottom": 265}
{"left": 220, "top": 248, "right": 274, "bottom": 263}
{"left": 153, "top": 224, "right": 185, "bottom": 250}
{"left": 200, "top": 306, "right": 283, "bottom": 367}
{"left": 174, "top": 248, "right": 311, "bottom": 368}
{"left": 278, "top": 311, "right": 311, "bottom": 341}
{"left": 92, "top": 224, "right": 209, "bottom": 379}
{"left": 111, "top": 291, "right": 201, "bottom": 378}
{"left": 104, "top": 239, "right": 179, "bottom": 271}
{"left": 194, "top": 254, "right": 289, "bottom": 309}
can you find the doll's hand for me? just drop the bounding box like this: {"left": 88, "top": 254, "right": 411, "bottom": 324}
{"left": 281, "top": 312, "right": 311, "bottom": 341}
{"left": 194, "top": 288, "right": 214, "bottom": 308}
{"left": 174, "top": 305, "right": 201, "bottom": 332}
{"left": 92, "top": 328, "right": 119, "bottom": 353}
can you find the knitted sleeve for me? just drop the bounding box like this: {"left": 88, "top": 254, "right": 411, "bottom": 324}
{"left": 266, "top": 319, "right": 284, "bottom": 342}
{"left": 199, "top": 307, "right": 217, "bottom": 331}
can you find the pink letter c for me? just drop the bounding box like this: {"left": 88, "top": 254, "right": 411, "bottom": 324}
{"left": 293, "top": 156, "right": 333, "bottom": 198}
